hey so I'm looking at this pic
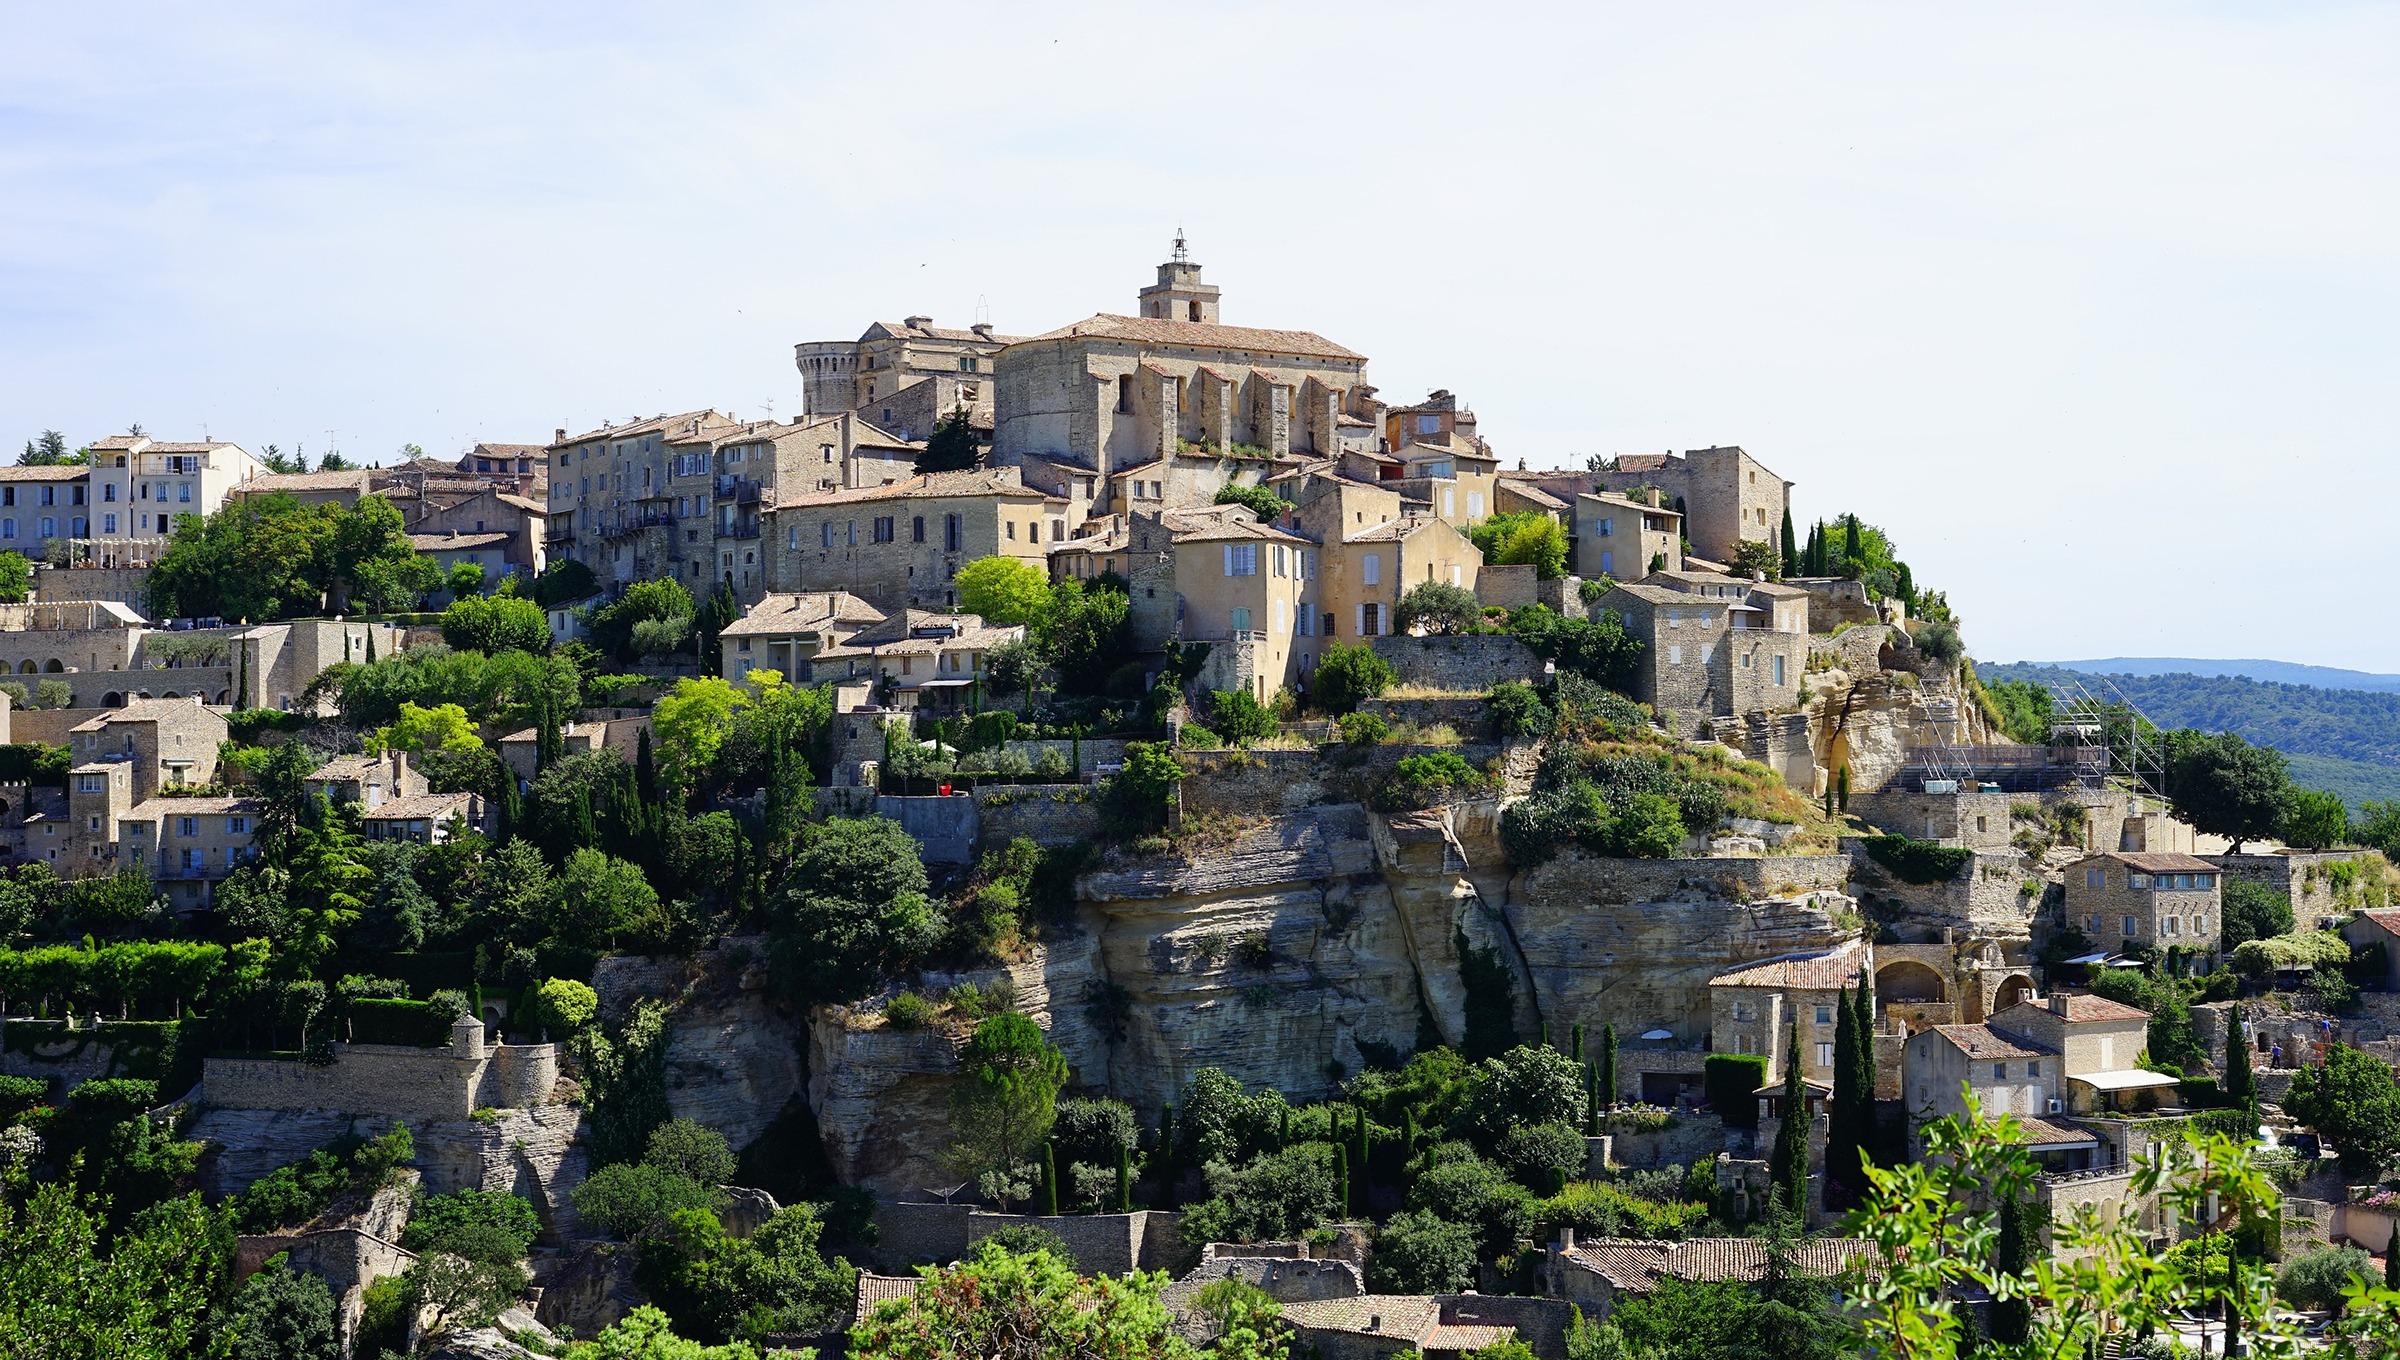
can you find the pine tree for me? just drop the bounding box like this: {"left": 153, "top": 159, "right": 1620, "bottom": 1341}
{"left": 1040, "top": 1140, "right": 1059, "bottom": 1216}
{"left": 1990, "top": 1192, "right": 2031, "bottom": 1344}
{"left": 1780, "top": 505, "right": 1799, "bottom": 578}
{"left": 2225, "top": 1010, "right": 2256, "bottom": 1112}
{"left": 1116, "top": 1143, "right": 1133, "bottom": 1213}
{"left": 1767, "top": 1020, "right": 1809, "bottom": 1214}
{"left": 1598, "top": 1024, "right": 1618, "bottom": 1112}
{"left": 1827, "top": 982, "right": 1861, "bottom": 1208}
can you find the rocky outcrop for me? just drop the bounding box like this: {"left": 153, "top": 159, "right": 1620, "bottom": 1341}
{"left": 531, "top": 1242, "right": 641, "bottom": 1340}
{"left": 592, "top": 937, "right": 808, "bottom": 1152}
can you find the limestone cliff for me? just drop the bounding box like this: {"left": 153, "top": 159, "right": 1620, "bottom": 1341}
{"left": 591, "top": 938, "right": 808, "bottom": 1152}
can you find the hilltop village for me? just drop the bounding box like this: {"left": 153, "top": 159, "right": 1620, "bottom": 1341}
{"left": 3, "top": 243, "right": 2398, "bottom": 1357}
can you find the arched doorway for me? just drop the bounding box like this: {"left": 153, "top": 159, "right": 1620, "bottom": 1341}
{"left": 1992, "top": 973, "right": 2036, "bottom": 1013}
{"left": 42, "top": 659, "right": 62, "bottom": 673}
{"left": 102, "top": 692, "right": 123, "bottom": 708}
{"left": 14, "top": 661, "right": 32, "bottom": 675}
{"left": 1876, "top": 960, "right": 1949, "bottom": 1004}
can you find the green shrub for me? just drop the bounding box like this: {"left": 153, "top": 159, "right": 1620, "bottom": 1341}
{"left": 529, "top": 978, "right": 599, "bottom": 1038}
{"left": 1366, "top": 1209, "right": 1481, "bottom": 1293}
{"left": 1208, "top": 689, "right": 1278, "bottom": 747}
{"left": 1337, "top": 712, "right": 1390, "bottom": 745}
{"left": 2275, "top": 1245, "right": 2375, "bottom": 1311}
{"left": 881, "top": 992, "right": 933, "bottom": 1029}
{"left": 1393, "top": 582, "right": 1481, "bottom": 636}
{"left": 2231, "top": 930, "right": 2353, "bottom": 976}
{"left": 403, "top": 1189, "right": 542, "bottom": 1259}
{"left": 1495, "top": 1121, "right": 1587, "bottom": 1196}
{"left": 346, "top": 998, "right": 449, "bottom": 1046}
{"left": 1486, "top": 681, "right": 1552, "bottom": 740}
{"left": 571, "top": 1162, "right": 718, "bottom": 1239}
{"left": 1376, "top": 752, "right": 1487, "bottom": 812}
{"left": 1861, "top": 835, "right": 1974, "bottom": 884}
{"left": 1312, "top": 643, "right": 1394, "bottom": 716}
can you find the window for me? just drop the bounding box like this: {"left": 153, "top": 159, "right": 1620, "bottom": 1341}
{"left": 2195, "top": 873, "right": 2214, "bottom": 888}
{"left": 2086, "top": 868, "right": 2106, "bottom": 889}
{"left": 104, "top": 484, "right": 117, "bottom": 502}
{"left": 227, "top": 817, "right": 247, "bottom": 834}
{"left": 1993, "top": 1063, "right": 2008, "bottom": 1081}
{"left": 2026, "top": 1061, "right": 2040, "bottom": 1078}
{"left": 1739, "top": 1033, "right": 1755, "bottom": 1055}
{"left": 2171, "top": 874, "right": 2191, "bottom": 890}
{"left": 1230, "top": 607, "right": 1251, "bottom": 631}
{"left": 1116, "top": 374, "right": 1133, "bottom": 412}
{"left": 1360, "top": 602, "right": 1382, "bottom": 636}
{"left": 1599, "top": 550, "right": 1613, "bottom": 574}
{"left": 787, "top": 526, "right": 799, "bottom": 549}
{"left": 1468, "top": 493, "right": 1484, "bottom": 518}
{"left": 1668, "top": 645, "right": 1683, "bottom": 664}
{"left": 1223, "top": 543, "right": 1257, "bottom": 576}
{"left": 913, "top": 516, "right": 926, "bottom": 543}
{"left": 1773, "top": 655, "right": 1786, "bottom": 685}
{"left": 1442, "top": 488, "right": 1454, "bottom": 517}
{"left": 1005, "top": 521, "right": 1015, "bottom": 540}
{"left": 846, "top": 521, "right": 856, "bottom": 546}
{"left": 1361, "top": 553, "right": 1381, "bottom": 586}
{"left": 2122, "top": 915, "right": 2140, "bottom": 936}
{"left": 873, "top": 516, "right": 895, "bottom": 543}
{"left": 2163, "top": 916, "right": 2180, "bottom": 936}
{"left": 0, "top": 521, "right": 13, "bottom": 540}
{"left": 1816, "top": 1042, "right": 1834, "bottom": 1067}
{"left": 822, "top": 444, "right": 835, "bottom": 464}
{"left": 1668, "top": 612, "right": 1683, "bottom": 629}
{"left": 1815, "top": 1005, "right": 1833, "bottom": 1025}
{"left": 177, "top": 816, "right": 197, "bottom": 837}
{"left": 820, "top": 522, "right": 834, "bottom": 548}
{"left": 1324, "top": 611, "right": 1337, "bottom": 636}
{"left": 1273, "top": 545, "right": 1286, "bottom": 577}
{"left": 77, "top": 774, "right": 104, "bottom": 793}
{"left": 2083, "top": 914, "right": 2100, "bottom": 933}
{"left": 1732, "top": 1000, "right": 1754, "bottom": 1022}
{"left": 1417, "top": 414, "right": 1440, "bottom": 435}
{"left": 1598, "top": 517, "right": 1615, "bottom": 537}
{"left": 945, "top": 514, "right": 962, "bottom": 552}
{"left": 102, "top": 513, "right": 116, "bottom": 534}
{"left": 2129, "top": 873, "right": 2151, "bottom": 889}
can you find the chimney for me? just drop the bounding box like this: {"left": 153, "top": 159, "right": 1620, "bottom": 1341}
{"left": 554, "top": 428, "right": 566, "bottom": 445}
{"left": 971, "top": 322, "right": 994, "bottom": 337}
{"left": 905, "top": 315, "right": 933, "bottom": 329}
{"left": 2049, "top": 993, "right": 2067, "bottom": 1017}
{"left": 1558, "top": 1226, "right": 1577, "bottom": 1251}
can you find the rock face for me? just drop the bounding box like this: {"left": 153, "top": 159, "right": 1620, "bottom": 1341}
{"left": 591, "top": 937, "right": 808, "bottom": 1152}
{"left": 531, "top": 1241, "right": 641, "bottom": 1340}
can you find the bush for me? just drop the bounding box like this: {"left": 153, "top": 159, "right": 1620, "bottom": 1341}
{"left": 1394, "top": 582, "right": 1482, "bottom": 636}
{"left": 1861, "top": 835, "right": 1974, "bottom": 884}
{"left": 1177, "top": 1143, "right": 1344, "bottom": 1245}
{"left": 1376, "top": 752, "right": 1488, "bottom": 812}
{"left": 571, "top": 1162, "right": 718, "bottom": 1239}
{"left": 348, "top": 997, "right": 450, "bottom": 1046}
{"left": 440, "top": 594, "right": 549, "bottom": 656}
{"left": 2276, "top": 1245, "right": 2376, "bottom": 1312}
{"left": 1367, "top": 1209, "right": 1481, "bottom": 1293}
{"left": 1312, "top": 643, "right": 1394, "bottom": 716}
{"left": 1704, "top": 1055, "right": 1769, "bottom": 1130}
{"left": 1404, "top": 1148, "right": 1534, "bottom": 1259}
{"left": 2220, "top": 880, "right": 2294, "bottom": 952}
{"left": 1456, "top": 1046, "right": 1585, "bottom": 1148}
{"left": 1338, "top": 712, "right": 1390, "bottom": 745}
{"left": 882, "top": 992, "right": 933, "bottom": 1029}
{"left": 1495, "top": 1121, "right": 1588, "bottom": 1196}
{"left": 529, "top": 977, "right": 599, "bottom": 1038}
{"left": 645, "top": 1118, "right": 737, "bottom": 1187}
{"left": 2232, "top": 930, "right": 2354, "bottom": 977}
{"left": 1487, "top": 681, "right": 1552, "bottom": 740}
{"left": 1208, "top": 689, "right": 1278, "bottom": 747}
{"left": 1913, "top": 619, "right": 1962, "bottom": 666}
{"left": 1052, "top": 1098, "right": 1138, "bottom": 1168}
{"left": 403, "top": 1189, "right": 542, "bottom": 1259}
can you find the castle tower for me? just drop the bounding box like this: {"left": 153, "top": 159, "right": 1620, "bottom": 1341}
{"left": 1137, "top": 231, "right": 1221, "bottom": 324}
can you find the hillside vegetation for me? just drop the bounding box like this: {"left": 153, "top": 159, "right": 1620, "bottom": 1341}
{"left": 1979, "top": 662, "right": 2400, "bottom": 770}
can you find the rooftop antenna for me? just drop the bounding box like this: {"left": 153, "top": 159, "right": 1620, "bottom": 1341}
{"left": 975, "top": 293, "right": 991, "bottom": 326}
{"left": 1172, "top": 228, "right": 1189, "bottom": 262}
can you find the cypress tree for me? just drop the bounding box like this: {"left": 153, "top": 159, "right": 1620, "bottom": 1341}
{"left": 1990, "top": 1192, "right": 2031, "bottom": 1344}
{"left": 1827, "top": 983, "right": 1861, "bottom": 1208}
{"left": 2225, "top": 1011, "right": 2256, "bottom": 1113}
{"left": 1853, "top": 976, "right": 1878, "bottom": 1165}
{"left": 365, "top": 629, "right": 376, "bottom": 662}
{"left": 636, "top": 727, "right": 658, "bottom": 804}
{"left": 1780, "top": 505, "right": 1799, "bottom": 578}
{"left": 1844, "top": 515, "right": 1863, "bottom": 570}
{"left": 1571, "top": 1023, "right": 1585, "bottom": 1063}
{"left": 1583, "top": 1061, "right": 1600, "bottom": 1135}
{"left": 1353, "top": 1109, "right": 1371, "bottom": 1215}
{"left": 1116, "top": 1143, "right": 1133, "bottom": 1213}
{"left": 1767, "top": 1020, "right": 1808, "bottom": 1213}
{"left": 1539, "top": 1020, "right": 1551, "bottom": 1051}
{"left": 1157, "top": 1102, "right": 1176, "bottom": 1208}
{"left": 1040, "top": 1141, "right": 1058, "bottom": 1216}
{"left": 2387, "top": 1217, "right": 2398, "bottom": 1290}
{"left": 1334, "top": 1142, "right": 1350, "bottom": 1219}
{"left": 1836, "top": 765, "right": 1850, "bottom": 813}
{"left": 1598, "top": 1024, "right": 1618, "bottom": 1112}
{"left": 1401, "top": 1108, "right": 1417, "bottom": 1163}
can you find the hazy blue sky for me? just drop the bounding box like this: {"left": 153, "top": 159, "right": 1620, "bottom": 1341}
{"left": 4, "top": 3, "right": 2395, "bottom": 667}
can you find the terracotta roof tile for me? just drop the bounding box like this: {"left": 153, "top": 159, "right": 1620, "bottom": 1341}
{"left": 360, "top": 792, "right": 477, "bottom": 822}
{"left": 1711, "top": 943, "right": 1867, "bottom": 991}
{"left": 772, "top": 468, "right": 1047, "bottom": 511}
{"left": 1021, "top": 313, "right": 1365, "bottom": 362}
{"left": 408, "top": 532, "right": 512, "bottom": 551}
{"left": 1562, "top": 1237, "right": 1878, "bottom": 1289}
{"left": 1281, "top": 1296, "right": 1440, "bottom": 1337}
{"left": 1929, "top": 1024, "right": 2051, "bottom": 1061}
{"left": 854, "top": 1274, "right": 922, "bottom": 1325}
{"left": 2090, "top": 852, "right": 2219, "bottom": 874}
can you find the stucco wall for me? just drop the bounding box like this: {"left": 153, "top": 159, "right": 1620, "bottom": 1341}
{"left": 875, "top": 794, "right": 978, "bottom": 864}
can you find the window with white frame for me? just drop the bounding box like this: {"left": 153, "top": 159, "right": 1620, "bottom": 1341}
{"left": 1223, "top": 543, "right": 1257, "bottom": 576}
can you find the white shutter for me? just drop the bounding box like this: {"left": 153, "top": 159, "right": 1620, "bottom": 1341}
{"left": 1223, "top": 544, "right": 1234, "bottom": 576}
{"left": 1355, "top": 605, "right": 1365, "bottom": 637}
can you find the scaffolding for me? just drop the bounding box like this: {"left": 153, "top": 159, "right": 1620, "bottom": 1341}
{"left": 2042, "top": 673, "right": 2166, "bottom": 800}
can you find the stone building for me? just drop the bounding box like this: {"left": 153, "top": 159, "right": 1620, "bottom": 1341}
{"left": 1543, "top": 1233, "right": 1876, "bottom": 1322}
{"left": 117, "top": 795, "right": 262, "bottom": 909}
{"left": 68, "top": 697, "right": 227, "bottom": 797}
{"left": 1605, "top": 447, "right": 1790, "bottom": 565}
{"left": 716, "top": 591, "right": 888, "bottom": 684}
{"left": 794, "top": 316, "right": 1021, "bottom": 431}
{"left": 763, "top": 468, "right": 1064, "bottom": 610}
{"left": 1573, "top": 491, "right": 1681, "bottom": 582}
{"left": 1901, "top": 990, "right": 2176, "bottom": 1171}
{"left": 1708, "top": 940, "right": 1869, "bottom": 1092}
{"left": 0, "top": 465, "right": 93, "bottom": 558}
{"left": 990, "top": 245, "right": 1375, "bottom": 495}
{"left": 84, "top": 435, "right": 267, "bottom": 542}
{"left": 406, "top": 484, "right": 551, "bottom": 588}
{"left": 2062, "top": 851, "right": 2222, "bottom": 957}
{"left": 809, "top": 610, "right": 1024, "bottom": 712}
{"left": 2343, "top": 908, "right": 2400, "bottom": 991}
{"left": 358, "top": 791, "right": 486, "bottom": 845}
{"left": 1589, "top": 574, "right": 1807, "bottom": 732}
{"left": 305, "top": 752, "right": 427, "bottom": 810}
{"left": 1134, "top": 506, "right": 1321, "bottom": 699}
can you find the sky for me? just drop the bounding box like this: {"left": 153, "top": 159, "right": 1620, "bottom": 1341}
{"left": 3, "top": 2, "right": 2397, "bottom": 668}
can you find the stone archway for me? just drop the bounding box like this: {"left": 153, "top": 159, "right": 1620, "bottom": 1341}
{"left": 42, "top": 659, "right": 62, "bottom": 673}
{"left": 1991, "top": 972, "right": 2036, "bottom": 1014}
{"left": 1876, "top": 959, "right": 1949, "bottom": 1004}
{"left": 102, "top": 692, "right": 123, "bottom": 708}
{"left": 14, "top": 661, "right": 32, "bottom": 675}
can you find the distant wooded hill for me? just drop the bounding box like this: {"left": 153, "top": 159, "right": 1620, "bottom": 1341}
{"left": 1979, "top": 662, "right": 2400, "bottom": 809}
{"left": 2041, "top": 656, "right": 2400, "bottom": 693}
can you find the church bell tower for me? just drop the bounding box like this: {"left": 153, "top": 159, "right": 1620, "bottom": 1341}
{"left": 1137, "top": 231, "right": 1221, "bottom": 324}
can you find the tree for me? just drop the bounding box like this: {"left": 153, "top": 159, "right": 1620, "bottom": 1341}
{"left": 447, "top": 560, "right": 488, "bottom": 599}
{"left": 2220, "top": 880, "right": 2294, "bottom": 952}
{"left": 1367, "top": 1209, "right": 1481, "bottom": 1293}
{"left": 591, "top": 578, "right": 696, "bottom": 663}
{"left": 533, "top": 557, "right": 600, "bottom": 609}
{"left": 1207, "top": 688, "right": 1277, "bottom": 746}
{"left": 18, "top": 430, "right": 70, "bottom": 465}
{"left": 1729, "top": 538, "right": 1781, "bottom": 581}
{"left": 1987, "top": 1191, "right": 2031, "bottom": 1345}
{"left": 1394, "top": 582, "right": 1481, "bottom": 636}
{"left": 644, "top": 1119, "right": 737, "bottom": 1187}
{"left": 543, "top": 849, "right": 660, "bottom": 951}
{"left": 984, "top": 637, "right": 1041, "bottom": 698}
{"left": 916, "top": 406, "right": 982, "bottom": 475}
{"left": 218, "top": 1254, "right": 340, "bottom": 1360}
{"left": 1311, "top": 642, "right": 1394, "bottom": 716}
{"left": 2284, "top": 1043, "right": 2400, "bottom": 1177}
{"left": 1098, "top": 741, "right": 1179, "bottom": 837}
{"left": 367, "top": 701, "right": 483, "bottom": 760}
{"left": 849, "top": 1238, "right": 1188, "bottom": 1360}
{"left": 1457, "top": 1044, "right": 1585, "bottom": 1146}
{"left": 1825, "top": 976, "right": 1864, "bottom": 1209}
{"left": 329, "top": 495, "right": 440, "bottom": 611}
{"left": 766, "top": 816, "right": 942, "bottom": 1004}
{"left": 572, "top": 1304, "right": 763, "bottom": 1358}
{"left": 0, "top": 552, "right": 29, "bottom": 605}
{"left": 2163, "top": 729, "right": 2294, "bottom": 853}
{"left": 1779, "top": 505, "right": 1800, "bottom": 578}
{"left": 2224, "top": 1009, "right": 2255, "bottom": 1112}
{"left": 1766, "top": 1021, "right": 1807, "bottom": 1212}
{"left": 653, "top": 676, "right": 752, "bottom": 792}
{"left": 1213, "top": 482, "right": 1289, "bottom": 522}
{"left": 1598, "top": 1023, "right": 1617, "bottom": 1112}
{"left": 954, "top": 556, "right": 1052, "bottom": 626}
{"left": 948, "top": 1013, "right": 1068, "bottom": 1206}
{"left": 533, "top": 977, "right": 600, "bottom": 1039}
{"left": 1033, "top": 579, "right": 1132, "bottom": 695}
{"left": 2282, "top": 788, "right": 2349, "bottom": 851}
{"left": 1469, "top": 510, "right": 1570, "bottom": 579}
{"left": 2277, "top": 1245, "right": 2377, "bottom": 1312}
{"left": 442, "top": 593, "right": 550, "bottom": 655}
{"left": 572, "top": 1162, "right": 719, "bottom": 1239}
{"left": 0, "top": 1186, "right": 233, "bottom": 1358}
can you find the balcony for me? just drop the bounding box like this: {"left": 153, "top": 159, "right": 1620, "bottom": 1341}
{"left": 714, "top": 476, "right": 763, "bottom": 504}
{"left": 721, "top": 522, "right": 761, "bottom": 540}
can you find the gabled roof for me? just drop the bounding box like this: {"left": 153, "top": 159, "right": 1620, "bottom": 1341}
{"left": 1562, "top": 1237, "right": 1878, "bottom": 1290}
{"left": 772, "top": 468, "right": 1051, "bottom": 511}
{"left": 1990, "top": 995, "right": 2149, "bottom": 1026}
{"left": 71, "top": 697, "right": 215, "bottom": 732}
{"left": 1344, "top": 516, "right": 1449, "bottom": 544}
{"left": 1926, "top": 1024, "right": 2051, "bottom": 1061}
{"left": 2076, "top": 851, "right": 2220, "bottom": 874}
{"left": 125, "top": 795, "right": 261, "bottom": 817}
{"left": 408, "top": 532, "right": 513, "bottom": 551}
{"left": 1612, "top": 453, "right": 1674, "bottom": 472}
{"left": 0, "top": 465, "right": 90, "bottom": 482}
{"left": 1495, "top": 479, "right": 1569, "bottom": 511}
{"left": 854, "top": 1273, "right": 921, "bottom": 1326}
{"left": 359, "top": 791, "right": 477, "bottom": 822}
{"left": 1711, "top": 943, "right": 1867, "bottom": 991}
{"left": 238, "top": 470, "right": 376, "bottom": 495}
{"left": 1021, "top": 314, "right": 1365, "bottom": 362}
{"left": 2359, "top": 908, "right": 2400, "bottom": 934}
{"left": 720, "top": 591, "right": 887, "bottom": 640}
{"left": 2010, "top": 1116, "right": 2101, "bottom": 1147}
{"left": 306, "top": 754, "right": 390, "bottom": 784}
{"left": 861, "top": 319, "right": 1022, "bottom": 346}
{"left": 554, "top": 410, "right": 735, "bottom": 449}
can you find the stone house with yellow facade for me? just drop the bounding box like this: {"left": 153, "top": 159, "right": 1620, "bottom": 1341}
{"left": 1574, "top": 491, "right": 1682, "bottom": 583}
{"left": 2062, "top": 852, "right": 2222, "bottom": 958}
{"left": 1126, "top": 506, "right": 1322, "bottom": 700}
{"left": 763, "top": 468, "right": 1064, "bottom": 611}
{"left": 63, "top": 698, "right": 257, "bottom": 911}
{"left": 809, "top": 610, "right": 1024, "bottom": 712}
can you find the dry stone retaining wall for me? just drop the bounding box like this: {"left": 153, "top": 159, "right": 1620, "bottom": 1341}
{"left": 1369, "top": 634, "right": 1544, "bottom": 690}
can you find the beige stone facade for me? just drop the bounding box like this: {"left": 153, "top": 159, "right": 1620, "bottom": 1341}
{"left": 1141, "top": 507, "right": 1321, "bottom": 699}
{"left": 85, "top": 435, "right": 267, "bottom": 542}
{"left": 794, "top": 316, "right": 1021, "bottom": 431}
{"left": 1591, "top": 576, "right": 1807, "bottom": 731}
{"left": 763, "top": 469, "right": 1063, "bottom": 610}
{"left": 2063, "top": 851, "right": 2222, "bottom": 955}
{"left": 809, "top": 610, "right": 1023, "bottom": 712}
{"left": 1574, "top": 491, "right": 1681, "bottom": 582}
{"left": 305, "top": 752, "right": 428, "bottom": 811}
{"left": 1708, "top": 939, "right": 1869, "bottom": 1091}
{"left": 717, "top": 591, "right": 887, "bottom": 684}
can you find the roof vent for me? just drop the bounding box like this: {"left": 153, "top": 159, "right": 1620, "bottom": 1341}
{"left": 905, "top": 315, "right": 933, "bottom": 329}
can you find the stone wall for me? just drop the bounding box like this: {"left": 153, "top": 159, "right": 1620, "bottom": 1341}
{"left": 1536, "top": 575, "right": 1590, "bottom": 621}
{"left": 867, "top": 1201, "right": 1181, "bottom": 1274}
{"left": 1473, "top": 565, "right": 1538, "bottom": 611}
{"left": 1368, "top": 634, "right": 1543, "bottom": 691}
{"left": 1851, "top": 845, "right": 2036, "bottom": 942}
{"left": 1003, "top": 738, "right": 1128, "bottom": 776}
{"left": 1851, "top": 790, "right": 2019, "bottom": 850}
{"left": 1355, "top": 695, "right": 1489, "bottom": 733}
{"left": 876, "top": 793, "right": 977, "bottom": 863}
{"left": 0, "top": 1018, "right": 160, "bottom": 1088}
{"left": 198, "top": 1034, "right": 558, "bottom": 1123}
{"left": 1175, "top": 750, "right": 1327, "bottom": 817}
{"left": 974, "top": 784, "right": 1100, "bottom": 848}
{"left": 2211, "top": 851, "right": 2380, "bottom": 927}
{"left": 1608, "top": 1112, "right": 1726, "bottom": 1169}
